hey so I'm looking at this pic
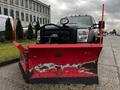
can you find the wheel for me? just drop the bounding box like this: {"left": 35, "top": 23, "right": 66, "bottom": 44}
{"left": 87, "top": 31, "right": 96, "bottom": 43}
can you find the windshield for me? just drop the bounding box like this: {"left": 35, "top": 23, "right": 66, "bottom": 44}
{"left": 68, "top": 16, "right": 94, "bottom": 28}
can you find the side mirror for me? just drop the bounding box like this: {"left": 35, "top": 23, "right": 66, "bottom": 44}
{"left": 99, "top": 21, "right": 105, "bottom": 29}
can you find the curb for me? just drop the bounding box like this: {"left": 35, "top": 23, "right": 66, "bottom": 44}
{"left": 0, "top": 58, "right": 19, "bottom": 67}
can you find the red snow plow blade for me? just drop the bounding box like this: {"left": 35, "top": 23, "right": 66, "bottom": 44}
{"left": 17, "top": 43, "right": 102, "bottom": 84}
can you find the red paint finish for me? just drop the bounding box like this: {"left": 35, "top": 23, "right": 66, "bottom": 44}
{"left": 31, "top": 69, "right": 97, "bottom": 79}
{"left": 13, "top": 41, "right": 27, "bottom": 53}
{"left": 20, "top": 61, "right": 97, "bottom": 79}
{"left": 20, "top": 61, "right": 27, "bottom": 74}
{"left": 100, "top": 3, "right": 105, "bottom": 44}
{"left": 28, "top": 44, "right": 102, "bottom": 69}
{"left": 16, "top": 43, "right": 102, "bottom": 79}
{"left": 29, "top": 44, "right": 102, "bottom": 48}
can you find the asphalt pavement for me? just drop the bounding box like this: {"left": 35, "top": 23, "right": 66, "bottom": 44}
{"left": 0, "top": 35, "right": 120, "bottom": 90}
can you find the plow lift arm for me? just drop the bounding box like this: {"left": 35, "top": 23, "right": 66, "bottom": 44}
{"left": 13, "top": 1, "right": 105, "bottom": 84}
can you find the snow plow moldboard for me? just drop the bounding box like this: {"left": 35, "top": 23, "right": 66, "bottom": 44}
{"left": 19, "top": 44, "right": 102, "bottom": 84}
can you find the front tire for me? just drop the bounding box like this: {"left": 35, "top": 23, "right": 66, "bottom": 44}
{"left": 87, "top": 31, "right": 95, "bottom": 43}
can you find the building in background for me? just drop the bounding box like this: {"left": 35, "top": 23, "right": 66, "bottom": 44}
{"left": 0, "top": 0, "right": 51, "bottom": 27}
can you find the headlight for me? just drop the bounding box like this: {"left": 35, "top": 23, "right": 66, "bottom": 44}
{"left": 60, "top": 18, "right": 69, "bottom": 25}
{"left": 77, "top": 29, "right": 89, "bottom": 42}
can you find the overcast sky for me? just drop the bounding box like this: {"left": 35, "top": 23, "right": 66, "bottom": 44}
{"left": 40, "top": 0, "right": 120, "bottom": 31}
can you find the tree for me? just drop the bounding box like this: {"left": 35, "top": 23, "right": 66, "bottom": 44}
{"left": 26, "top": 23, "right": 33, "bottom": 39}
{"left": 5, "top": 18, "right": 13, "bottom": 41}
{"left": 16, "top": 19, "right": 24, "bottom": 40}
{"left": 35, "top": 21, "right": 40, "bottom": 38}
